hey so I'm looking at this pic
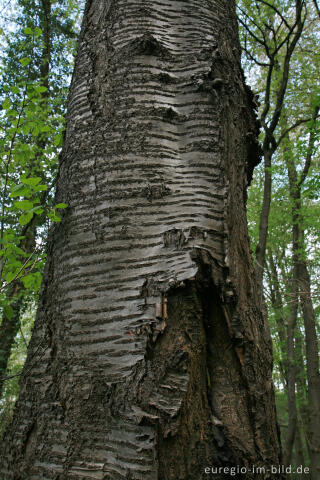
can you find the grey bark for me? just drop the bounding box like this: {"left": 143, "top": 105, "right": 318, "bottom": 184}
{"left": 0, "top": 1, "right": 282, "bottom": 478}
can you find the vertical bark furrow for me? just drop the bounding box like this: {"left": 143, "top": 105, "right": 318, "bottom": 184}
{"left": 0, "top": 1, "right": 281, "bottom": 478}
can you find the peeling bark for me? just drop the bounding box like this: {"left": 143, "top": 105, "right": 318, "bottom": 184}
{"left": 0, "top": 1, "right": 281, "bottom": 478}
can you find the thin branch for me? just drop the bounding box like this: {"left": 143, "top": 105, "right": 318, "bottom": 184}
{"left": 0, "top": 247, "right": 41, "bottom": 292}
{"left": 268, "top": 3, "right": 305, "bottom": 135}
{"left": 312, "top": 0, "right": 320, "bottom": 20}
{"left": 276, "top": 115, "right": 318, "bottom": 147}
{"left": 298, "top": 105, "right": 319, "bottom": 187}
{"left": 256, "top": 0, "right": 291, "bottom": 30}
{"left": 241, "top": 46, "right": 271, "bottom": 67}
{"left": 237, "top": 16, "right": 267, "bottom": 47}
{"left": 238, "top": 5, "right": 267, "bottom": 39}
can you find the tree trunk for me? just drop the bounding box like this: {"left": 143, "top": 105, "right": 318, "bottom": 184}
{"left": 283, "top": 267, "right": 298, "bottom": 467}
{"left": 0, "top": 284, "right": 23, "bottom": 397}
{"left": 285, "top": 114, "right": 320, "bottom": 478}
{"left": 0, "top": 223, "right": 36, "bottom": 399}
{"left": 298, "top": 260, "right": 320, "bottom": 478}
{"left": 295, "top": 424, "right": 307, "bottom": 480}
{"left": 255, "top": 148, "right": 272, "bottom": 299}
{"left": 0, "top": 1, "right": 282, "bottom": 478}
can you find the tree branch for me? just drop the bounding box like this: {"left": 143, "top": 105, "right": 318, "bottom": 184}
{"left": 276, "top": 115, "right": 317, "bottom": 147}
{"left": 298, "top": 105, "right": 319, "bottom": 187}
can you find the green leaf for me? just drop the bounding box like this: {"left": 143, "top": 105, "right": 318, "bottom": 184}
{"left": 21, "top": 272, "right": 42, "bottom": 290}
{"left": 14, "top": 200, "right": 33, "bottom": 211}
{"left": 34, "top": 85, "right": 47, "bottom": 93}
{"left": 54, "top": 134, "right": 62, "bottom": 147}
{"left": 21, "top": 177, "right": 41, "bottom": 186}
{"left": 18, "top": 212, "right": 33, "bottom": 225}
{"left": 49, "top": 213, "right": 61, "bottom": 222}
{"left": 33, "top": 184, "right": 48, "bottom": 192}
{"left": 7, "top": 109, "right": 19, "bottom": 118}
{"left": 22, "top": 124, "right": 30, "bottom": 135}
{"left": 19, "top": 57, "right": 31, "bottom": 67}
{"left": 21, "top": 274, "right": 34, "bottom": 288}
{"left": 34, "top": 27, "right": 42, "bottom": 37}
{"left": 33, "top": 208, "right": 44, "bottom": 215}
{"left": 2, "top": 98, "right": 11, "bottom": 110}
{"left": 5, "top": 272, "right": 16, "bottom": 283}
{"left": 24, "top": 27, "right": 33, "bottom": 35}
{"left": 10, "top": 185, "right": 32, "bottom": 198}
{"left": 3, "top": 305, "right": 14, "bottom": 319}
{"left": 55, "top": 203, "right": 68, "bottom": 209}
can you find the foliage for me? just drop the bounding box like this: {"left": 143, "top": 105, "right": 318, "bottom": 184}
{"left": 0, "top": 0, "right": 81, "bottom": 431}
{"left": 239, "top": 0, "right": 320, "bottom": 469}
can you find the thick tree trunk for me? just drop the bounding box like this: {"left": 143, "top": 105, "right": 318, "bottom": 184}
{"left": 0, "top": 1, "right": 281, "bottom": 478}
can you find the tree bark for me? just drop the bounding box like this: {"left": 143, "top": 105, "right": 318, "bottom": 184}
{"left": 0, "top": 1, "right": 282, "bottom": 478}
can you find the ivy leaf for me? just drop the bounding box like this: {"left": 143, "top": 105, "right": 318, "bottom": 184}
{"left": 24, "top": 27, "right": 33, "bottom": 35}
{"left": 55, "top": 203, "right": 68, "bottom": 209}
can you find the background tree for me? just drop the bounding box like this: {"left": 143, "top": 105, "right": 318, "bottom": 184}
{"left": 0, "top": 0, "right": 80, "bottom": 428}
{"left": 238, "top": 0, "right": 320, "bottom": 476}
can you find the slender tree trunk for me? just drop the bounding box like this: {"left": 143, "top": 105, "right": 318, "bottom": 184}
{"left": 255, "top": 148, "right": 272, "bottom": 298}
{"left": 267, "top": 253, "right": 287, "bottom": 385}
{"left": 298, "top": 259, "right": 320, "bottom": 477}
{"left": 0, "top": 225, "right": 36, "bottom": 399}
{"left": 283, "top": 260, "right": 298, "bottom": 466}
{"left": 285, "top": 126, "right": 320, "bottom": 478}
{"left": 267, "top": 251, "right": 298, "bottom": 468}
{"left": 0, "top": 284, "right": 22, "bottom": 396}
{"left": 0, "top": 1, "right": 282, "bottom": 478}
{"left": 295, "top": 424, "right": 307, "bottom": 479}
